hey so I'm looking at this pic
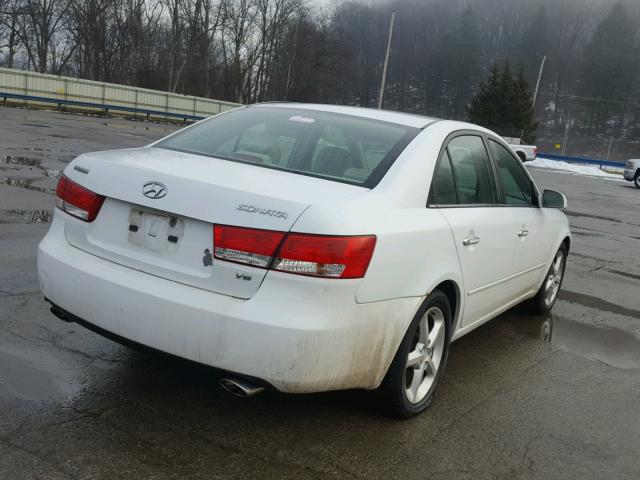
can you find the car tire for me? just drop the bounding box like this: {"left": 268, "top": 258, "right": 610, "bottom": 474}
{"left": 529, "top": 244, "right": 568, "bottom": 315}
{"left": 517, "top": 152, "right": 527, "bottom": 162}
{"left": 378, "top": 290, "right": 452, "bottom": 419}
{"left": 634, "top": 171, "right": 640, "bottom": 188}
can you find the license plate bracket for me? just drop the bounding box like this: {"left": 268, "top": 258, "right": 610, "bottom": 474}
{"left": 128, "top": 208, "right": 184, "bottom": 253}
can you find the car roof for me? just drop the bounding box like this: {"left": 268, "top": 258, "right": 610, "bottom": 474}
{"left": 251, "top": 103, "right": 439, "bottom": 129}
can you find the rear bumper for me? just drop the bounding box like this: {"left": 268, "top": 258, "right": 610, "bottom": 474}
{"left": 38, "top": 214, "right": 419, "bottom": 393}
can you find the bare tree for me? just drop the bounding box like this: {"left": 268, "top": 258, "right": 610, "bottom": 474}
{"left": 19, "top": 0, "right": 73, "bottom": 73}
{"left": 0, "top": 0, "right": 24, "bottom": 67}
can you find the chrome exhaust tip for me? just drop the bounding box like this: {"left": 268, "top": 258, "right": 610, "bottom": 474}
{"left": 220, "top": 378, "right": 265, "bottom": 398}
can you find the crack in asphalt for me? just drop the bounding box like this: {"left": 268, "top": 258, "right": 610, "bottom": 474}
{"left": 0, "top": 289, "right": 40, "bottom": 297}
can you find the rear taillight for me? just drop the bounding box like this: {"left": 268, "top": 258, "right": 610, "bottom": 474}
{"left": 55, "top": 175, "right": 105, "bottom": 222}
{"left": 214, "top": 225, "right": 286, "bottom": 268}
{"left": 533, "top": 146, "right": 538, "bottom": 155}
{"left": 273, "top": 234, "right": 376, "bottom": 278}
{"left": 213, "top": 225, "right": 376, "bottom": 279}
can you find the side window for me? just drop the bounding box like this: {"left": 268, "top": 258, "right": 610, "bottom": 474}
{"left": 489, "top": 139, "right": 536, "bottom": 206}
{"left": 430, "top": 150, "right": 458, "bottom": 205}
{"left": 447, "top": 136, "right": 496, "bottom": 205}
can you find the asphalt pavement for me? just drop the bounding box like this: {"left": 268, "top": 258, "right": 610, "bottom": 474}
{"left": 1, "top": 106, "right": 639, "bottom": 480}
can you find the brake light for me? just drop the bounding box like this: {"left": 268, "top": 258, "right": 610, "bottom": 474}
{"left": 533, "top": 146, "right": 538, "bottom": 155}
{"left": 55, "top": 175, "right": 105, "bottom": 222}
{"left": 213, "top": 225, "right": 376, "bottom": 279}
{"left": 214, "top": 225, "right": 286, "bottom": 268}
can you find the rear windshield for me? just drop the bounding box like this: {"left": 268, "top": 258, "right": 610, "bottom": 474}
{"left": 155, "top": 106, "right": 420, "bottom": 187}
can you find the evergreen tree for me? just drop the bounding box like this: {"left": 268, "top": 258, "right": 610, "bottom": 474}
{"left": 467, "top": 61, "right": 538, "bottom": 143}
{"left": 467, "top": 63, "right": 502, "bottom": 128}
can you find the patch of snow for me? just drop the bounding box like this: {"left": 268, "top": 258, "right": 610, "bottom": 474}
{"left": 527, "top": 157, "right": 623, "bottom": 179}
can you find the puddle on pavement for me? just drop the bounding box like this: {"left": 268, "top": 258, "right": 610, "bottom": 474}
{"left": 0, "top": 350, "right": 79, "bottom": 403}
{"left": 509, "top": 313, "right": 640, "bottom": 370}
{"left": 2, "top": 209, "right": 52, "bottom": 223}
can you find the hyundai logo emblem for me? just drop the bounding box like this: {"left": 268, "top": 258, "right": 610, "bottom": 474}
{"left": 142, "top": 181, "right": 167, "bottom": 199}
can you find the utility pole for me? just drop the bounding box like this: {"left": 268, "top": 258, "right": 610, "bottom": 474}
{"left": 561, "top": 121, "right": 570, "bottom": 156}
{"left": 377, "top": 11, "right": 396, "bottom": 110}
{"left": 532, "top": 55, "right": 547, "bottom": 108}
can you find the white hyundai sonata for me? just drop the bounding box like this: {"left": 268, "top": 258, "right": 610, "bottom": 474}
{"left": 38, "top": 104, "right": 570, "bottom": 417}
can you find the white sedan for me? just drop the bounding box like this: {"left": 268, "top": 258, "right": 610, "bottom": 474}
{"left": 38, "top": 104, "right": 570, "bottom": 417}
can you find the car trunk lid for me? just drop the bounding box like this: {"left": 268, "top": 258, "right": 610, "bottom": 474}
{"left": 63, "top": 147, "right": 366, "bottom": 298}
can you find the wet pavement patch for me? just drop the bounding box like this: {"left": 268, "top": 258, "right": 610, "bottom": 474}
{"left": 510, "top": 313, "right": 640, "bottom": 370}
{"left": 2, "top": 209, "right": 52, "bottom": 223}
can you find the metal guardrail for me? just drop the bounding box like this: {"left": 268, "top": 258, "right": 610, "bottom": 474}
{"left": 1, "top": 91, "right": 207, "bottom": 121}
{"left": 0, "top": 67, "right": 240, "bottom": 121}
{"left": 538, "top": 153, "right": 626, "bottom": 169}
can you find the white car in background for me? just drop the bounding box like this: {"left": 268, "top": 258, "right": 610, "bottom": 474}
{"left": 38, "top": 104, "right": 571, "bottom": 418}
{"left": 624, "top": 159, "right": 640, "bottom": 188}
{"left": 508, "top": 141, "right": 538, "bottom": 162}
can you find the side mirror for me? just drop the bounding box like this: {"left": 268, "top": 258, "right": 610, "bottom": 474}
{"left": 541, "top": 189, "right": 567, "bottom": 209}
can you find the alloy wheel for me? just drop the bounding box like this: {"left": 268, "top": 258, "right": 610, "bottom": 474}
{"left": 544, "top": 250, "right": 564, "bottom": 307}
{"left": 405, "top": 307, "right": 446, "bottom": 404}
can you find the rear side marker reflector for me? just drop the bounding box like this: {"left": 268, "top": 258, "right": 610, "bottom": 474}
{"left": 55, "top": 175, "right": 105, "bottom": 222}
{"left": 213, "top": 225, "right": 376, "bottom": 279}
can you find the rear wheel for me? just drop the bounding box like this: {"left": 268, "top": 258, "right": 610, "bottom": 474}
{"left": 634, "top": 171, "right": 640, "bottom": 188}
{"left": 378, "top": 290, "right": 452, "bottom": 418}
{"left": 529, "top": 244, "right": 567, "bottom": 314}
{"left": 517, "top": 151, "right": 527, "bottom": 162}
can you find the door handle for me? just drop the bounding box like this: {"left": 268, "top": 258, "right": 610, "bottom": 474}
{"left": 462, "top": 236, "right": 480, "bottom": 246}
{"left": 518, "top": 229, "right": 530, "bottom": 238}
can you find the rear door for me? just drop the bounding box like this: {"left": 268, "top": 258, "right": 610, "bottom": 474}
{"left": 431, "top": 134, "right": 519, "bottom": 327}
{"left": 487, "top": 138, "right": 553, "bottom": 294}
